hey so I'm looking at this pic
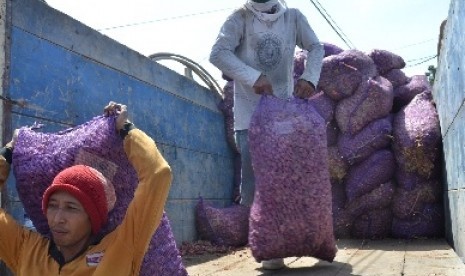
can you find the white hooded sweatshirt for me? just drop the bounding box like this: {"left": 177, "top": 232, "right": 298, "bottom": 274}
{"left": 209, "top": 0, "right": 324, "bottom": 130}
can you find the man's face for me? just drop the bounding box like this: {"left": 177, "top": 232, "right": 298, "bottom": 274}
{"left": 46, "top": 191, "right": 92, "bottom": 255}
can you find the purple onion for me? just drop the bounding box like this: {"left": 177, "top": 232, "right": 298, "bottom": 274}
{"left": 319, "top": 49, "right": 378, "bottom": 101}
{"left": 12, "top": 116, "right": 187, "bottom": 275}
{"left": 195, "top": 197, "right": 250, "bottom": 247}
{"left": 337, "top": 116, "right": 393, "bottom": 165}
{"left": 344, "top": 150, "right": 396, "bottom": 201}
{"left": 248, "top": 96, "right": 337, "bottom": 262}
{"left": 393, "top": 92, "right": 441, "bottom": 178}
{"left": 351, "top": 208, "right": 393, "bottom": 239}
{"left": 367, "top": 49, "right": 406, "bottom": 75}
{"left": 335, "top": 76, "right": 394, "bottom": 135}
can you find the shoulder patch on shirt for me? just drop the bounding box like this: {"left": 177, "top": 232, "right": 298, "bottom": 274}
{"left": 86, "top": 252, "right": 104, "bottom": 267}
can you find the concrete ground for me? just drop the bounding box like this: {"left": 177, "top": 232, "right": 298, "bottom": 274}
{"left": 183, "top": 239, "right": 465, "bottom": 276}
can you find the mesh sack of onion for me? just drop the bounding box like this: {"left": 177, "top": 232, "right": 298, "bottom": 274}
{"left": 248, "top": 96, "right": 337, "bottom": 262}
{"left": 12, "top": 116, "right": 187, "bottom": 276}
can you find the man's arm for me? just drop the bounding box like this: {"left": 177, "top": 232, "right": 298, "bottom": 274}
{"left": 209, "top": 10, "right": 262, "bottom": 88}
{"left": 0, "top": 129, "right": 17, "bottom": 179}
{"left": 295, "top": 9, "right": 324, "bottom": 88}
{"left": 119, "top": 128, "right": 172, "bottom": 271}
{"left": 0, "top": 147, "right": 12, "bottom": 187}
{"left": 103, "top": 102, "right": 172, "bottom": 272}
{"left": 0, "top": 137, "right": 28, "bottom": 272}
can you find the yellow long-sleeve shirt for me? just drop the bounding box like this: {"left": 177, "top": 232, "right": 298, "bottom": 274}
{"left": 0, "top": 128, "right": 172, "bottom": 275}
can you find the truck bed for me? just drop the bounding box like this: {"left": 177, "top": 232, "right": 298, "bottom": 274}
{"left": 184, "top": 239, "right": 465, "bottom": 275}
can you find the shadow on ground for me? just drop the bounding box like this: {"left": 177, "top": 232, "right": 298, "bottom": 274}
{"left": 257, "top": 260, "right": 355, "bottom": 276}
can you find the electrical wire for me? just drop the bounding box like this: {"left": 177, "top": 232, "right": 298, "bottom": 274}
{"left": 313, "top": 0, "right": 354, "bottom": 47}
{"left": 392, "top": 38, "right": 436, "bottom": 50}
{"left": 97, "top": 7, "right": 234, "bottom": 31}
{"left": 406, "top": 54, "right": 437, "bottom": 63}
{"left": 308, "top": 0, "right": 355, "bottom": 49}
{"left": 405, "top": 54, "right": 437, "bottom": 67}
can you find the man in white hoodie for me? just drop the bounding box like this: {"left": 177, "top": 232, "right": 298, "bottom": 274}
{"left": 209, "top": 0, "right": 324, "bottom": 270}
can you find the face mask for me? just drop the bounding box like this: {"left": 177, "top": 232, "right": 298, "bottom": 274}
{"left": 245, "top": 0, "right": 287, "bottom": 22}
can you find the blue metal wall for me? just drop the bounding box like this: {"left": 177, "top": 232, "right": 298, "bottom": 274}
{"left": 3, "top": 0, "right": 234, "bottom": 244}
{"left": 433, "top": 0, "right": 465, "bottom": 263}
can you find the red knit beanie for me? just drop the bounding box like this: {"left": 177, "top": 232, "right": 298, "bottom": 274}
{"left": 42, "top": 165, "right": 116, "bottom": 235}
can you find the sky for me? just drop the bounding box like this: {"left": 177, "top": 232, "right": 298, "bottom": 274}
{"left": 45, "top": 0, "right": 451, "bottom": 88}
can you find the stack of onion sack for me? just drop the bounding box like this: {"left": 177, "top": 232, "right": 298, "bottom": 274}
{"left": 293, "top": 42, "right": 344, "bottom": 84}
{"left": 391, "top": 92, "right": 444, "bottom": 238}
{"left": 12, "top": 116, "right": 187, "bottom": 276}
{"left": 195, "top": 197, "right": 250, "bottom": 247}
{"left": 217, "top": 78, "right": 242, "bottom": 202}
{"left": 217, "top": 77, "right": 237, "bottom": 153}
{"left": 293, "top": 45, "right": 444, "bottom": 239}
{"left": 248, "top": 95, "right": 337, "bottom": 262}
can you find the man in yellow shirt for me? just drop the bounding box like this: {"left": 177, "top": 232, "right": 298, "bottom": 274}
{"left": 0, "top": 102, "right": 172, "bottom": 275}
